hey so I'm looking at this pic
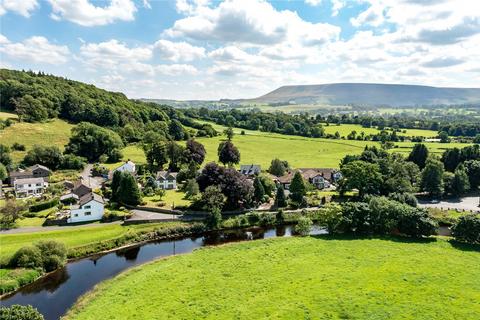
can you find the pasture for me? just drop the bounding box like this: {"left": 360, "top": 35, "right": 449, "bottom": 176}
{"left": 65, "top": 236, "right": 480, "bottom": 320}
{"left": 0, "top": 118, "right": 74, "bottom": 162}
{"left": 112, "top": 122, "right": 471, "bottom": 169}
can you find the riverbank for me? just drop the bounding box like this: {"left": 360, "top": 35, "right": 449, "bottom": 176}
{"left": 64, "top": 235, "right": 480, "bottom": 320}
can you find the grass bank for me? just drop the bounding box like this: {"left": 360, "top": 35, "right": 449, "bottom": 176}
{"left": 65, "top": 236, "right": 480, "bottom": 320}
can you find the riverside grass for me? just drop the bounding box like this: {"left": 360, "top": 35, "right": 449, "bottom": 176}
{"left": 65, "top": 236, "right": 480, "bottom": 320}
{"left": 0, "top": 222, "right": 188, "bottom": 264}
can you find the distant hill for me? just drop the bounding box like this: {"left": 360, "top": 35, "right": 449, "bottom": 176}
{"left": 250, "top": 83, "right": 480, "bottom": 106}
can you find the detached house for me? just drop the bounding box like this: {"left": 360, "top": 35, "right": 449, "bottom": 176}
{"left": 9, "top": 164, "right": 51, "bottom": 198}
{"left": 68, "top": 192, "right": 105, "bottom": 223}
{"left": 239, "top": 164, "right": 261, "bottom": 176}
{"left": 109, "top": 160, "right": 136, "bottom": 179}
{"left": 156, "top": 171, "right": 178, "bottom": 190}
{"left": 9, "top": 164, "right": 51, "bottom": 184}
{"left": 275, "top": 168, "right": 342, "bottom": 190}
{"left": 13, "top": 177, "right": 48, "bottom": 198}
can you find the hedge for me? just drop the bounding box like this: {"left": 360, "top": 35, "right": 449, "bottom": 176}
{"left": 29, "top": 199, "right": 59, "bottom": 213}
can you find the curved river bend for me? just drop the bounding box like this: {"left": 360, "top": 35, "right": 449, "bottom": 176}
{"left": 1, "top": 225, "right": 327, "bottom": 320}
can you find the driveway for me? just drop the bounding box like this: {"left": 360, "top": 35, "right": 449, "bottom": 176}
{"left": 418, "top": 195, "right": 480, "bottom": 212}
{"left": 80, "top": 163, "right": 106, "bottom": 189}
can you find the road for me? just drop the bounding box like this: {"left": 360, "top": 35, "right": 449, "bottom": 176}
{"left": 129, "top": 209, "right": 181, "bottom": 221}
{"left": 418, "top": 195, "right": 480, "bottom": 212}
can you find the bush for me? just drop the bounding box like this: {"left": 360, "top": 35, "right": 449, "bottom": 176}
{"left": 0, "top": 305, "right": 44, "bottom": 320}
{"left": 451, "top": 214, "right": 480, "bottom": 244}
{"left": 295, "top": 216, "right": 313, "bottom": 236}
{"left": 11, "top": 240, "right": 67, "bottom": 272}
{"left": 258, "top": 213, "right": 276, "bottom": 226}
{"left": 10, "top": 246, "right": 43, "bottom": 269}
{"left": 397, "top": 208, "right": 437, "bottom": 237}
{"left": 276, "top": 210, "right": 286, "bottom": 225}
{"left": 11, "top": 143, "right": 26, "bottom": 151}
{"left": 29, "top": 198, "right": 59, "bottom": 212}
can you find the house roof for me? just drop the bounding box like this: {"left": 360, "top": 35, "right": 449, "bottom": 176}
{"left": 9, "top": 170, "right": 31, "bottom": 178}
{"left": 239, "top": 164, "right": 261, "bottom": 175}
{"left": 297, "top": 168, "right": 337, "bottom": 180}
{"left": 72, "top": 180, "right": 92, "bottom": 197}
{"left": 13, "top": 177, "right": 46, "bottom": 185}
{"left": 277, "top": 168, "right": 339, "bottom": 184}
{"left": 156, "top": 171, "right": 178, "bottom": 181}
{"left": 28, "top": 164, "right": 51, "bottom": 173}
{"left": 114, "top": 160, "right": 135, "bottom": 171}
{"left": 78, "top": 192, "right": 104, "bottom": 207}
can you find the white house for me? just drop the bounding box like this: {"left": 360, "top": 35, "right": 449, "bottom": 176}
{"left": 68, "top": 192, "right": 105, "bottom": 223}
{"left": 13, "top": 177, "right": 48, "bottom": 198}
{"left": 110, "top": 160, "right": 136, "bottom": 179}
{"left": 156, "top": 171, "right": 178, "bottom": 190}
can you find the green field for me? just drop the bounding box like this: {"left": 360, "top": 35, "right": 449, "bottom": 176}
{"left": 0, "top": 222, "right": 185, "bottom": 264}
{"left": 143, "top": 190, "right": 192, "bottom": 209}
{"left": 0, "top": 118, "right": 74, "bottom": 162}
{"left": 321, "top": 123, "right": 438, "bottom": 138}
{"left": 113, "top": 121, "right": 470, "bottom": 169}
{"left": 65, "top": 236, "right": 480, "bottom": 320}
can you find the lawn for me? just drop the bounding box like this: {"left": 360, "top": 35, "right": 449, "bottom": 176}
{"left": 0, "top": 118, "right": 74, "bottom": 162}
{"left": 65, "top": 236, "right": 480, "bottom": 320}
{"left": 0, "top": 111, "right": 18, "bottom": 120}
{"left": 0, "top": 222, "right": 185, "bottom": 264}
{"left": 143, "top": 190, "right": 192, "bottom": 209}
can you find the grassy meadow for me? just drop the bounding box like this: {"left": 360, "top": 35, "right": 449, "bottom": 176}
{"left": 112, "top": 121, "right": 470, "bottom": 169}
{"left": 0, "top": 222, "right": 186, "bottom": 264}
{"left": 321, "top": 123, "right": 439, "bottom": 138}
{"left": 143, "top": 190, "right": 192, "bottom": 209}
{"left": 65, "top": 236, "right": 480, "bottom": 320}
{"left": 0, "top": 118, "right": 74, "bottom": 162}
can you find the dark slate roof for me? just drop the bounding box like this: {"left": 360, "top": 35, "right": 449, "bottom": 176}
{"left": 79, "top": 192, "right": 104, "bottom": 207}
{"left": 239, "top": 164, "right": 261, "bottom": 175}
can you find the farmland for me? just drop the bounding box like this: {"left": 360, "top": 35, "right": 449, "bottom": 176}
{"left": 65, "top": 236, "right": 480, "bottom": 320}
{"left": 0, "top": 118, "right": 74, "bottom": 162}
{"left": 109, "top": 122, "right": 471, "bottom": 169}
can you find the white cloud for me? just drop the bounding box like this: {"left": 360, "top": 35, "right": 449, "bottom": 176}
{"left": 305, "top": 0, "right": 322, "bottom": 6}
{"left": 331, "top": 0, "right": 346, "bottom": 16}
{"left": 0, "top": 0, "right": 38, "bottom": 17}
{"left": 166, "top": 0, "right": 339, "bottom": 46}
{"left": 156, "top": 64, "right": 198, "bottom": 76}
{"left": 80, "top": 39, "right": 152, "bottom": 68}
{"left": 154, "top": 40, "right": 205, "bottom": 62}
{"left": 0, "top": 35, "right": 70, "bottom": 64}
{"left": 350, "top": 2, "right": 385, "bottom": 27}
{"left": 48, "top": 0, "right": 137, "bottom": 26}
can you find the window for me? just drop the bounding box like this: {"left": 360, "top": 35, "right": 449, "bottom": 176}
{"left": 74, "top": 214, "right": 78, "bottom": 217}
{"left": 84, "top": 212, "right": 92, "bottom": 216}
{"left": 84, "top": 205, "right": 91, "bottom": 209}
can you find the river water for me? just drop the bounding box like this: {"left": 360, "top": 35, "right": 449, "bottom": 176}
{"left": 1, "top": 225, "right": 327, "bottom": 320}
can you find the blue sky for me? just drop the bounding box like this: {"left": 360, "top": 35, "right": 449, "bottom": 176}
{"left": 1, "top": 0, "right": 479, "bottom": 100}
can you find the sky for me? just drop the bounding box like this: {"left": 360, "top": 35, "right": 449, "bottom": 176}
{"left": 0, "top": 0, "right": 479, "bottom": 100}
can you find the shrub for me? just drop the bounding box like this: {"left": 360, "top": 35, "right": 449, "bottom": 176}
{"left": 11, "top": 240, "right": 67, "bottom": 272}
{"left": 0, "top": 305, "right": 44, "bottom": 320}
{"left": 29, "top": 198, "right": 59, "bottom": 212}
{"left": 295, "top": 216, "right": 313, "bottom": 236}
{"left": 451, "top": 214, "right": 480, "bottom": 244}
{"left": 258, "top": 213, "right": 276, "bottom": 226}
{"left": 11, "top": 143, "right": 26, "bottom": 151}
{"left": 276, "top": 210, "right": 286, "bottom": 225}
{"left": 10, "top": 246, "right": 43, "bottom": 269}
{"left": 247, "top": 212, "right": 261, "bottom": 225}
{"left": 397, "top": 208, "right": 438, "bottom": 237}
{"left": 206, "top": 207, "right": 222, "bottom": 230}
